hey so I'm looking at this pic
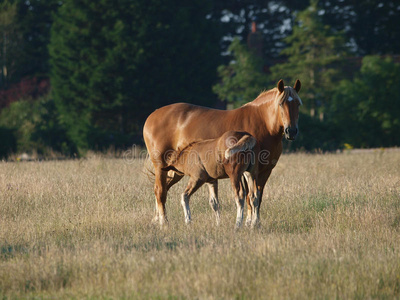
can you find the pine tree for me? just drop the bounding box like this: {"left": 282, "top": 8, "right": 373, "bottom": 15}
{"left": 49, "top": 0, "right": 221, "bottom": 151}
{"left": 0, "top": 1, "right": 21, "bottom": 88}
{"left": 213, "top": 38, "right": 267, "bottom": 107}
{"left": 270, "top": 0, "right": 347, "bottom": 119}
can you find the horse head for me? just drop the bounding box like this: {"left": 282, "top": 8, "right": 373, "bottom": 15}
{"left": 277, "top": 79, "right": 302, "bottom": 141}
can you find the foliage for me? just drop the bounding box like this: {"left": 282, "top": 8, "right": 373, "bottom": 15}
{"left": 14, "top": 0, "right": 61, "bottom": 79}
{"left": 270, "top": 0, "right": 348, "bottom": 115}
{"left": 0, "top": 0, "right": 21, "bottom": 89}
{"left": 0, "top": 95, "right": 75, "bottom": 155}
{"left": 318, "top": 0, "right": 400, "bottom": 55}
{"left": 210, "top": 0, "right": 400, "bottom": 59}
{"left": 0, "top": 127, "right": 16, "bottom": 158}
{"left": 49, "top": 0, "right": 221, "bottom": 151}
{"left": 209, "top": 1, "right": 309, "bottom": 59}
{"left": 213, "top": 38, "right": 267, "bottom": 107}
{"left": 0, "top": 0, "right": 60, "bottom": 89}
{"left": 1, "top": 0, "right": 400, "bottom": 156}
{"left": 330, "top": 56, "right": 400, "bottom": 148}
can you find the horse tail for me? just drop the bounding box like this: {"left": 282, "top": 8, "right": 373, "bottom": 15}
{"left": 142, "top": 153, "right": 155, "bottom": 183}
{"left": 225, "top": 135, "right": 257, "bottom": 159}
{"left": 142, "top": 153, "right": 177, "bottom": 183}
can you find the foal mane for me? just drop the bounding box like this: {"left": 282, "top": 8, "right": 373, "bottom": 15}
{"left": 167, "top": 140, "right": 201, "bottom": 165}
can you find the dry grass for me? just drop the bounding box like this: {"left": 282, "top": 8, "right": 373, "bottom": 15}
{"left": 1, "top": 151, "right": 399, "bottom": 299}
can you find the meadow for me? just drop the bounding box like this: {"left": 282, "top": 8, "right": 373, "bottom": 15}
{"left": 1, "top": 151, "right": 399, "bottom": 299}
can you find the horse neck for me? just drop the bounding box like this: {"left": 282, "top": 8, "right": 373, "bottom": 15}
{"left": 242, "top": 90, "right": 283, "bottom": 137}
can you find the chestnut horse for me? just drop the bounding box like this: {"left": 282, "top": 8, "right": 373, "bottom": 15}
{"left": 161, "top": 131, "right": 260, "bottom": 228}
{"left": 143, "top": 79, "right": 302, "bottom": 226}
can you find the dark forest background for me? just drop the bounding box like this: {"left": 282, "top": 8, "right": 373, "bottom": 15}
{"left": 0, "top": 0, "right": 399, "bottom": 158}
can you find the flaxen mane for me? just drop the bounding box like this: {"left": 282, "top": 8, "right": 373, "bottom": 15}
{"left": 244, "top": 87, "right": 289, "bottom": 107}
{"left": 168, "top": 140, "right": 202, "bottom": 165}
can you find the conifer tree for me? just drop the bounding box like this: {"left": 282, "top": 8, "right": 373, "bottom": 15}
{"left": 213, "top": 38, "right": 267, "bottom": 107}
{"left": 270, "top": 0, "right": 347, "bottom": 119}
{"left": 49, "top": 0, "right": 220, "bottom": 151}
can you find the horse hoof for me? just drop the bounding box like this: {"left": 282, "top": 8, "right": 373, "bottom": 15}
{"left": 151, "top": 216, "right": 159, "bottom": 224}
{"left": 235, "top": 222, "right": 242, "bottom": 230}
{"left": 251, "top": 221, "right": 260, "bottom": 229}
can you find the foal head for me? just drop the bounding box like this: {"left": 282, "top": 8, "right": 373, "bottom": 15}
{"left": 277, "top": 79, "right": 302, "bottom": 141}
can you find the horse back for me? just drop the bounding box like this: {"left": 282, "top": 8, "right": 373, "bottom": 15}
{"left": 143, "top": 103, "right": 235, "bottom": 154}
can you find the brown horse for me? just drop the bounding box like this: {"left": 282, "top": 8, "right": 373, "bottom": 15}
{"left": 143, "top": 79, "right": 302, "bottom": 226}
{"left": 161, "top": 131, "right": 260, "bottom": 228}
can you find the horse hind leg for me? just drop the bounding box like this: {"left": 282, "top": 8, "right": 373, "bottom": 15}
{"left": 231, "top": 176, "right": 245, "bottom": 229}
{"left": 153, "top": 168, "right": 168, "bottom": 226}
{"left": 207, "top": 181, "right": 220, "bottom": 225}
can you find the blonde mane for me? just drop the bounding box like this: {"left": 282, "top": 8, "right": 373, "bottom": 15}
{"left": 244, "top": 87, "right": 290, "bottom": 107}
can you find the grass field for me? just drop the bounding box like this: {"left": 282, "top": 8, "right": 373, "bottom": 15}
{"left": 1, "top": 151, "right": 400, "bottom": 299}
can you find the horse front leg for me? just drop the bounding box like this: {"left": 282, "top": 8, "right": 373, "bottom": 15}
{"left": 252, "top": 169, "right": 272, "bottom": 227}
{"left": 243, "top": 171, "right": 259, "bottom": 228}
{"left": 241, "top": 174, "right": 253, "bottom": 227}
{"left": 206, "top": 181, "right": 220, "bottom": 225}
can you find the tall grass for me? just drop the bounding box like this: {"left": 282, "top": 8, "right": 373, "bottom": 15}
{"left": 1, "top": 151, "right": 399, "bottom": 299}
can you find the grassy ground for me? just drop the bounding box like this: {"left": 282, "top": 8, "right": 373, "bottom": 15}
{"left": 1, "top": 151, "right": 399, "bottom": 299}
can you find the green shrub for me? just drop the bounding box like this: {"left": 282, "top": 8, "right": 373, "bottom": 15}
{"left": 0, "top": 95, "right": 76, "bottom": 156}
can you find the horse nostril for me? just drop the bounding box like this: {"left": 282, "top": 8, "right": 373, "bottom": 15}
{"left": 285, "top": 127, "right": 290, "bottom": 134}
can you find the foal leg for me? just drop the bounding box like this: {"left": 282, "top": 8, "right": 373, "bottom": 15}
{"left": 181, "top": 178, "right": 204, "bottom": 224}
{"left": 166, "top": 171, "right": 184, "bottom": 191}
{"left": 206, "top": 181, "right": 220, "bottom": 225}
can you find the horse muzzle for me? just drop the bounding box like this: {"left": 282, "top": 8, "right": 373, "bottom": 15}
{"left": 284, "top": 126, "right": 298, "bottom": 141}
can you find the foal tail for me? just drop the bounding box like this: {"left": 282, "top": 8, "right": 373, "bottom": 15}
{"left": 225, "top": 135, "right": 257, "bottom": 159}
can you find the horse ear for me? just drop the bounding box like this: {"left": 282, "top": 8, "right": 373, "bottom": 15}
{"left": 277, "top": 79, "right": 284, "bottom": 93}
{"left": 294, "top": 79, "right": 301, "bottom": 93}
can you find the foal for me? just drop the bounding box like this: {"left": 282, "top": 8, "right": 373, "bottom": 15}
{"left": 162, "top": 131, "right": 260, "bottom": 228}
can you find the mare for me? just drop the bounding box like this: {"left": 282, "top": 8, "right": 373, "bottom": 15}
{"left": 143, "top": 79, "right": 302, "bottom": 226}
{"left": 161, "top": 131, "right": 259, "bottom": 228}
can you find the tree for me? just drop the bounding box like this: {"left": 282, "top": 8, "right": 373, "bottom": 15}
{"left": 14, "top": 0, "right": 62, "bottom": 79}
{"left": 0, "top": 0, "right": 61, "bottom": 89}
{"left": 269, "top": 0, "right": 347, "bottom": 119}
{"left": 0, "top": 94, "right": 74, "bottom": 155}
{"left": 318, "top": 0, "right": 400, "bottom": 56}
{"left": 0, "top": 0, "right": 21, "bottom": 88}
{"left": 331, "top": 56, "right": 400, "bottom": 148}
{"left": 50, "top": 0, "right": 221, "bottom": 151}
{"left": 213, "top": 38, "right": 267, "bottom": 107}
{"left": 209, "top": 1, "right": 309, "bottom": 60}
